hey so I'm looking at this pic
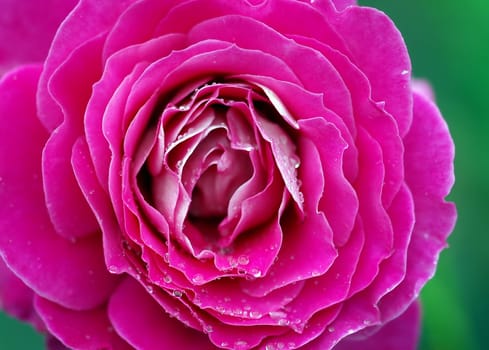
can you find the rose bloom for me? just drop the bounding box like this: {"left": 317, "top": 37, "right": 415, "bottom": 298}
{"left": 0, "top": 0, "right": 456, "bottom": 349}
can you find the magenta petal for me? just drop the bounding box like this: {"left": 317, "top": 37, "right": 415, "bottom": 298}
{"left": 299, "top": 117, "right": 358, "bottom": 246}
{"left": 405, "top": 92, "right": 455, "bottom": 200}
{"left": 108, "top": 278, "right": 216, "bottom": 350}
{"left": 0, "top": 0, "right": 77, "bottom": 76}
{"left": 37, "top": 0, "right": 137, "bottom": 131}
{"left": 35, "top": 296, "right": 132, "bottom": 350}
{"left": 330, "top": 0, "right": 357, "bottom": 12}
{"left": 379, "top": 92, "right": 456, "bottom": 319}
{"left": 0, "top": 257, "right": 40, "bottom": 328}
{"left": 335, "top": 6, "right": 412, "bottom": 137}
{"left": 41, "top": 35, "right": 106, "bottom": 239}
{"left": 71, "top": 138, "right": 130, "bottom": 274}
{"left": 333, "top": 301, "right": 420, "bottom": 350}
{"left": 0, "top": 66, "right": 118, "bottom": 310}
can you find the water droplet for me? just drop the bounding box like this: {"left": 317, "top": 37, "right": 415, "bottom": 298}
{"left": 401, "top": 69, "right": 409, "bottom": 75}
{"left": 277, "top": 319, "right": 289, "bottom": 326}
{"left": 249, "top": 311, "right": 262, "bottom": 319}
{"left": 192, "top": 274, "right": 204, "bottom": 284}
{"left": 163, "top": 275, "right": 172, "bottom": 283}
{"left": 327, "top": 326, "right": 335, "bottom": 332}
{"left": 203, "top": 324, "right": 214, "bottom": 333}
{"left": 237, "top": 255, "right": 250, "bottom": 265}
{"left": 178, "top": 105, "right": 190, "bottom": 111}
{"left": 297, "top": 191, "right": 304, "bottom": 204}
{"left": 269, "top": 310, "right": 287, "bottom": 319}
{"left": 108, "top": 265, "right": 119, "bottom": 274}
{"left": 311, "top": 270, "right": 321, "bottom": 277}
{"left": 172, "top": 290, "right": 183, "bottom": 297}
{"left": 146, "top": 285, "right": 154, "bottom": 294}
{"left": 234, "top": 340, "right": 248, "bottom": 349}
{"left": 250, "top": 268, "right": 262, "bottom": 278}
{"left": 237, "top": 268, "right": 247, "bottom": 275}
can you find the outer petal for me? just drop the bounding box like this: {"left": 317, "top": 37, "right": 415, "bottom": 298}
{"left": 0, "top": 0, "right": 77, "bottom": 76}
{"left": 0, "top": 65, "right": 118, "bottom": 310}
{"left": 0, "top": 257, "right": 40, "bottom": 328}
{"left": 379, "top": 91, "right": 456, "bottom": 318}
{"left": 330, "top": 0, "right": 357, "bottom": 12}
{"left": 35, "top": 296, "right": 132, "bottom": 350}
{"left": 37, "top": 0, "right": 136, "bottom": 131}
{"left": 334, "top": 6, "right": 412, "bottom": 136}
{"left": 333, "top": 301, "right": 420, "bottom": 350}
{"left": 41, "top": 35, "right": 105, "bottom": 240}
{"left": 108, "top": 278, "right": 217, "bottom": 350}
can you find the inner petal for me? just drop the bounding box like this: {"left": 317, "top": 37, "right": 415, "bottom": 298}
{"left": 189, "top": 149, "right": 253, "bottom": 219}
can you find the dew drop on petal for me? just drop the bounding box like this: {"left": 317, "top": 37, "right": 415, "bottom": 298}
{"left": 234, "top": 340, "right": 248, "bottom": 350}
{"left": 238, "top": 255, "right": 250, "bottom": 265}
{"left": 192, "top": 274, "right": 204, "bottom": 284}
{"left": 172, "top": 290, "right": 183, "bottom": 297}
{"left": 249, "top": 310, "right": 262, "bottom": 319}
{"left": 250, "top": 268, "right": 262, "bottom": 278}
{"left": 163, "top": 275, "right": 172, "bottom": 283}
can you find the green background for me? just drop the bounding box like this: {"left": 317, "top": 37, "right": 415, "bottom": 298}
{"left": 1, "top": 1, "right": 488, "bottom": 349}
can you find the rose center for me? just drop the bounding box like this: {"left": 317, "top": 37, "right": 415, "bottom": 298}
{"left": 188, "top": 147, "right": 253, "bottom": 220}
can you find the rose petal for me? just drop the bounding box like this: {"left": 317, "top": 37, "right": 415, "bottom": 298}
{"left": 187, "top": 14, "right": 354, "bottom": 129}
{"left": 108, "top": 278, "right": 216, "bottom": 350}
{"left": 240, "top": 139, "right": 337, "bottom": 297}
{"left": 0, "top": 65, "right": 119, "bottom": 310}
{"left": 41, "top": 35, "right": 105, "bottom": 239}
{"left": 102, "top": 0, "right": 183, "bottom": 59}
{"left": 0, "top": 257, "right": 40, "bottom": 328}
{"left": 299, "top": 117, "right": 358, "bottom": 246}
{"left": 348, "top": 128, "right": 393, "bottom": 296}
{"left": 378, "top": 92, "right": 456, "bottom": 320}
{"left": 333, "top": 301, "right": 420, "bottom": 350}
{"left": 282, "top": 221, "right": 364, "bottom": 332}
{"left": 86, "top": 33, "right": 186, "bottom": 191}
{"left": 364, "top": 184, "right": 414, "bottom": 310}
{"left": 330, "top": 0, "right": 357, "bottom": 12}
{"left": 37, "top": 0, "right": 137, "bottom": 131}
{"left": 0, "top": 0, "right": 77, "bottom": 76}
{"left": 71, "top": 139, "right": 130, "bottom": 274}
{"left": 335, "top": 6, "right": 412, "bottom": 137}
{"left": 292, "top": 34, "right": 404, "bottom": 207}
{"left": 35, "top": 296, "right": 132, "bottom": 350}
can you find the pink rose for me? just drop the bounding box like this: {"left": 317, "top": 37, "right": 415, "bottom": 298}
{"left": 0, "top": 0, "right": 456, "bottom": 349}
